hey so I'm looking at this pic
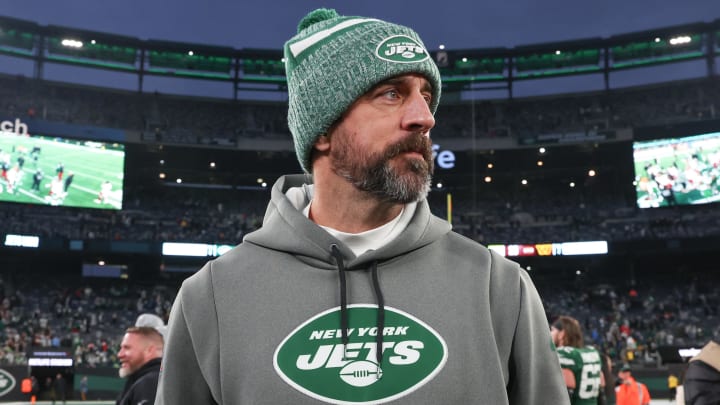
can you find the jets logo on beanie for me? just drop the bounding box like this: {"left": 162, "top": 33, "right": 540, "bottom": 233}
{"left": 284, "top": 8, "right": 442, "bottom": 173}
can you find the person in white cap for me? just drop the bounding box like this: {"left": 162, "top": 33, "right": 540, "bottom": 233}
{"left": 116, "top": 314, "right": 165, "bottom": 405}
{"left": 134, "top": 313, "right": 167, "bottom": 339}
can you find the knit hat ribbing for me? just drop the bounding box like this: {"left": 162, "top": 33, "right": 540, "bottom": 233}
{"left": 284, "top": 8, "right": 442, "bottom": 173}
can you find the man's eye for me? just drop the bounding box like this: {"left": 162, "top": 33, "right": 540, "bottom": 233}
{"left": 383, "top": 89, "right": 399, "bottom": 99}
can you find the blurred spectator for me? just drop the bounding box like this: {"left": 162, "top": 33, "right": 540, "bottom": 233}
{"left": 683, "top": 332, "right": 720, "bottom": 405}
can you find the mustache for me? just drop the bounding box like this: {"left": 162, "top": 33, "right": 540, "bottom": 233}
{"left": 383, "top": 134, "right": 433, "bottom": 163}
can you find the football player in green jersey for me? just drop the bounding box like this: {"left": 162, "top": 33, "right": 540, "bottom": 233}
{"left": 551, "top": 316, "right": 606, "bottom": 405}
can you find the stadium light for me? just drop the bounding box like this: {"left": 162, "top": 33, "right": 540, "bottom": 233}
{"left": 521, "top": 179, "right": 528, "bottom": 185}
{"left": 669, "top": 36, "right": 692, "bottom": 45}
{"left": 588, "top": 169, "right": 597, "bottom": 177}
{"left": 61, "top": 39, "right": 83, "bottom": 48}
{"left": 484, "top": 176, "right": 492, "bottom": 183}
{"left": 537, "top": 160, "right": 543, "bottom": 167}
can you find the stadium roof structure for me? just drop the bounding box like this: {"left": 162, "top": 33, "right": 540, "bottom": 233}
{"left": 0, "top": 15, "right": 40, "bottom": 58}
{"left": 144, "top": 39, "right": 236, "bottom": 81}
{"left": 605, "top": 21, "right": 709, "bottom": 70}
{"left": 511, "top": 36, "right": 605, "bottom": 80}
{"left": 43, "top": 23, "right": 143, "bottom": 72}
{"left": 0, "top": 15, "right": 717, "bottom": 99}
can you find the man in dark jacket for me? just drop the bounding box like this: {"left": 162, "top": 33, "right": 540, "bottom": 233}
{"left": 684, "top": 332, "right": 720, "bottom": 405}
{"left": 116, "top": 314, "right": 165, "bottom": 405}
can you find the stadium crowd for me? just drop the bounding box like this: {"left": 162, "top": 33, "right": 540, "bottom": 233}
{"left": 2, "top": 179, "right": 719, "bottom": 245}
{"left": 540, "top": 277, "right": 720, "bottom": 365}
{"left": 0, "top": 263, "right": 716, "bottom": 370}
{"left": 0, "top": 272, "right": 177, "bottom": 368}
{"left": 1, "top": 75, "right": 718, "bottom": 144}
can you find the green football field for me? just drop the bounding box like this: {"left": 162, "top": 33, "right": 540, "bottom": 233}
{"left": 0, "top": 133, "right": 124, "bottom": 210}
{"left": 634, "top": 151, "right": 718, "bottom": 206}
{"left": 633, "top": 137, "right": 720, "bottom": 207}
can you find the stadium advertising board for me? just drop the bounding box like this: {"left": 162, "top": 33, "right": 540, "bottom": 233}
{"left": 162, "top": 242, "right": 234, "bottom": 257}
{"left": 82, "top": 263, "right": 128, "bottom": 278}
{"left": 488, "top": 240, "right": 608, "bottom": 257}
{"left": 0, "top": 120, "right": 125, "bottom": 210}
{"left": 3, "top": 233, "right": 39, "bottom": 248}
{"left": 633, "top": 131, "right": 720, "bottom": 208}
{"left": 27, "top": 349, "right": 73, "bottom": 367}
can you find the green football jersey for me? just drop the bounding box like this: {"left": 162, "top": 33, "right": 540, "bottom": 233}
{"left": 556, "top": 346, "right": 603, "bottom": 405}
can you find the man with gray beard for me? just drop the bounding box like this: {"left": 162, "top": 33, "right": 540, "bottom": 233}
{"left": 157, "top": 8, "right": 567, "bottom": 405}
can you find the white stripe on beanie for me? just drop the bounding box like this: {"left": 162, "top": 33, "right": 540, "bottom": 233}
{"left": 289, "top": 18, "right": 378, "bottom": 57}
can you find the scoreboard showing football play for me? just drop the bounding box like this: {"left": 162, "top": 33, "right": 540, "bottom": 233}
{"left": 0, "top": 125, "right": 126, "bottom": 210}
{"left": 633, "top": 131, "right": 720, "bottom": 209}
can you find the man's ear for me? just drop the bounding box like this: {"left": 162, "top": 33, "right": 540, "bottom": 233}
{"left": 314, "top": 134, "right": 331, "bottom": 152}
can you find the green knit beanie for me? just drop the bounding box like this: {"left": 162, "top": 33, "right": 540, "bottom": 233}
{"left": 284, "top": 8, "right": 442, "bottom": 173}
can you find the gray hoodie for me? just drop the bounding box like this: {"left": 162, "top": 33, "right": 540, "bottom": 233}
{"left": 155, "top": 174, "right": 569, "bottom": 405}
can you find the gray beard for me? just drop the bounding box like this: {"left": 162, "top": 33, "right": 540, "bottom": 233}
{"left": 331, "top": 132, "right": 434, "bottom": 204}
{"left": 339, "top": 158, "right": 432, "bottom": 204}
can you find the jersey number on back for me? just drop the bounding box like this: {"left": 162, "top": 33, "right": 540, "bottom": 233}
{"left": 578, "top": 363, "right": 601, "bottom": 399}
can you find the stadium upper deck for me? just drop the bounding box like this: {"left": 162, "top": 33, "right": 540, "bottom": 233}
{"left": 0, "top": 15, "right": 717, "bottom": 100}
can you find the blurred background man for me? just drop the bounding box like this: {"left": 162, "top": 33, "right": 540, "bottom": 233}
{"left": 551, "top": 315, "right": 606, "bottom": 405}
{"left": 116, "top": 314, "right": 165, "bottom": 405}
{"left": 615, "top": 364, "right": 650, "bottom": 405}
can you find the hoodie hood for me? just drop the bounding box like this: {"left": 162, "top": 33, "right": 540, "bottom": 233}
{"left": 243, "top": 174, "right": 452, "bottom": 268}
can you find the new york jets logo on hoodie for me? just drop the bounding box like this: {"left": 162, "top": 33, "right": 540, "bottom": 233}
{"left": 274, "top": 304, "right": 447, "bottom": 404}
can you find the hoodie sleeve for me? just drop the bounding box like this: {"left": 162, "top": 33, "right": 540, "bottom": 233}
{"left": 507, "top": 268, "right": 570, "bottom": 405}
{"left": 155, "top": 265, "right": 220, "bottom": 405}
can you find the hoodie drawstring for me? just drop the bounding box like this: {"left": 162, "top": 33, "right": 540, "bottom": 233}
{"left": 331, "top": 245, "right": 350, "bottom": 350}
{"left": 370, "top": 261, "right": 385, "bottom": 365}
{"left": 330, "top": 245, "right": 385, "bottom": 368}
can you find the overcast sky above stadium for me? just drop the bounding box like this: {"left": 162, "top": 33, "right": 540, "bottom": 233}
{"left": 2, "top": 0, "right": 719, "bottom": 51}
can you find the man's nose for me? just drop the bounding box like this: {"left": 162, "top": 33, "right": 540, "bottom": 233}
{"left": 401, "top": 92, "right": 435, "bottom": 134}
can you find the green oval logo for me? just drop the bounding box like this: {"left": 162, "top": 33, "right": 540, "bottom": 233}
{"left": 375, "top": 35, "right": 430, "bottom": 63}
{"left": 0, "top": 369, "right": 16, "bottom": 397}
{"left": 274, "top": 305, "right": 447, "bottom": 404}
